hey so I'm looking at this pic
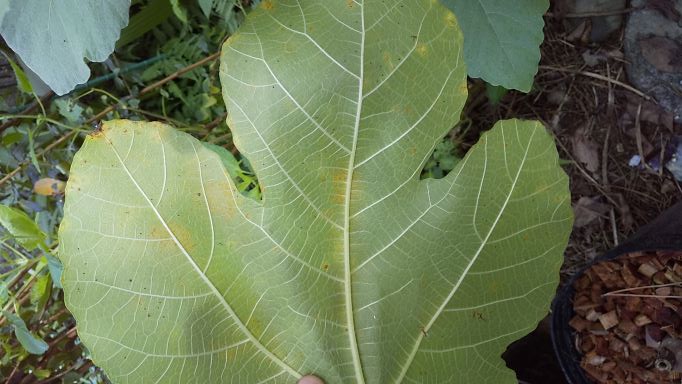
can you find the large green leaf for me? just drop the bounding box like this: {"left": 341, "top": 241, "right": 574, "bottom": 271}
{"left": 440, "top": 0, "right": 548, "bottom": 92}
{"left": 59, "top": 1, "right": 571, "bottom": 382}
{"left": 0, "top": 0, "right": 130, "bottom": 95}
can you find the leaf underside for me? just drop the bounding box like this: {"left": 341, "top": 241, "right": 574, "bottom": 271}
{"left": 59, "top": 1, "right": 571, "bottom": 383}
{"left": 440, "top": 0, "right": 549, "bottom": 92}
{"left": 0, "top": 0, "right": 130, "bottom": 95}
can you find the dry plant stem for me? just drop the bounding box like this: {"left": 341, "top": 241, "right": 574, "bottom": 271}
{"left": 205, "top": 112, "right": 228, "bottom": 132}
{"left": 539, "top": 65, "right": 651, "bottom": 100}
{"left": 602, "top": 67, "right": 619, "bottom": 245}
{"left": 0, "top": 272, "right": 40, "bottom": 328}
{"left": 17, "top": 327, "right": 79, "bottom": 384}
{"left": 6, "top": 359, "right": 21, "bottom": 384}
{"left": 603, "top": 281, "right": 682, "bottom": 296}
{"left": 0, "top": 51, "right": 221, "bottom": 187}
{"left": 45, "top": 326, "right": 77, "bottom": 350}
{"left": 553, "top": 135, "right": 619, "bottom": 207}
{"left": 32, "top": 363, "right": 87, "bottom": 384}
{"left": 41, "top": 306, "right": 69, "bottom": 325}
{"left": 634, "top": 103, "right": 655, "bottom": 174}
{"left": 609, "top": 208, "right": 618, "bottom": 246}
{"left": 126, "top": 108, "right": 185, "bottom": 126}
{"left": 140, "top": 51, "right": 220, "bottom": 94}
{"left": 31, "top": 361, "right": 94, "bottom": 384}
{"left": 4, "top": 258, "right": 39, "bottom": 290}
{"left": 602, "top": 293, "right": 682, "bottom": 299}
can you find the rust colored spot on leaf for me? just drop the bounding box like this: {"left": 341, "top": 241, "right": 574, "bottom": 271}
{"left": 416, "top": 44, "right": 428, "bottom": 57}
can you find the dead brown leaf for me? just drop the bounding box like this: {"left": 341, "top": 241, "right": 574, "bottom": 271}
{"left": 572, "top": 126, "right": 601, "bottom": 173}
{"left": 573, "top": 196, "right": 611, "bottom": 228}
{"left": 33, "top": 178, "right": 65, "bottom": 196}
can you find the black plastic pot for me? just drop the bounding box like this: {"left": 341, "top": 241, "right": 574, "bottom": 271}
{"left": 551, "top": 201, "right": 682, "bottom": 384}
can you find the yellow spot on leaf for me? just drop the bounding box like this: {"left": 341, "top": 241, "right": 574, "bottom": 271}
{"left": 383, "top": 51, "right": 394, "bottom": 70}
{"left": 167, "top": 223, "right": 196, "bottom": 255}
{"left": 332, "top": 170, "right": 347, "bottom": 183}
{"left": 331, "top": 193, "right": 345, "bottom": 205}
{"left": 262, "top": 0, "right": 274, "bottom": 10}
{"left": 458, "top": 82, "right": 468, "bottom": 94}
{"left": 285, "top": 41, "right": 297, "bottom": 53}
{"left": 416, "top": 44, "right": 428, "bottom": 57}
{"left": 445, "top": 12, "right": 458, "bottom": 28}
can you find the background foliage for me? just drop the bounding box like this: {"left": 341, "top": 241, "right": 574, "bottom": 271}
{"left": 0, "top": 1, "right": 258, "bottom": 382}
{"left": 440, "top": 0, "right": 549, "bottom": 92}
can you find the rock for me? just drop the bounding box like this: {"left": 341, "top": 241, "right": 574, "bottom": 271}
{"left": 625, "top": 0, "right": 682, "bottom": 122}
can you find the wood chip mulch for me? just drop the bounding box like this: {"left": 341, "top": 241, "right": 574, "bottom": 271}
{"left": 571, "top": 250, "right": 682, "bottom": 383}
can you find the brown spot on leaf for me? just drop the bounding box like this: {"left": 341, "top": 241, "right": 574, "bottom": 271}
{"left": 383, "top": 51, "right": 394, "bottom": 70}
{"left": 332, "top": 170, "right": 347, "bottom": 183}
{"left": 262, "top": 0, "right": 274, "bottom": 10}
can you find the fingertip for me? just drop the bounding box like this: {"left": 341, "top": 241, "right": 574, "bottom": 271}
{"left": 297, "top": 374, "right": 325, "bottom": 384}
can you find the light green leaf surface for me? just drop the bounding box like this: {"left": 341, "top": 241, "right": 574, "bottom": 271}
{"left": 0, "top": 205, "right": 46, "bottom": 251}
{"left": 441, "top": 0, "right": 548, "bottom": 92}
{"left": 59, "top": 1, "right": 571, "bottom": 382}
{"left": 0, "top": 0, "right": 130, "bottom": 95}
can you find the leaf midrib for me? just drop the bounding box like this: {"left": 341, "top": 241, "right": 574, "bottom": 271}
{"left": 343, "top": 0, "right": 367, "bottom": 382}
{"left": 100, "top": 130, "right": 301, "bottom": 380}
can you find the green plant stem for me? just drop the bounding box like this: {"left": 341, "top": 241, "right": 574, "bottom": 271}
{"left": 0, "top": 115, "right": 75, "bottom": 130}
{"left": 0, "top": 239, "right": 33, "bottom": 262}
{"left": 0, "top": 92, "right": 54, "bottom": 134}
